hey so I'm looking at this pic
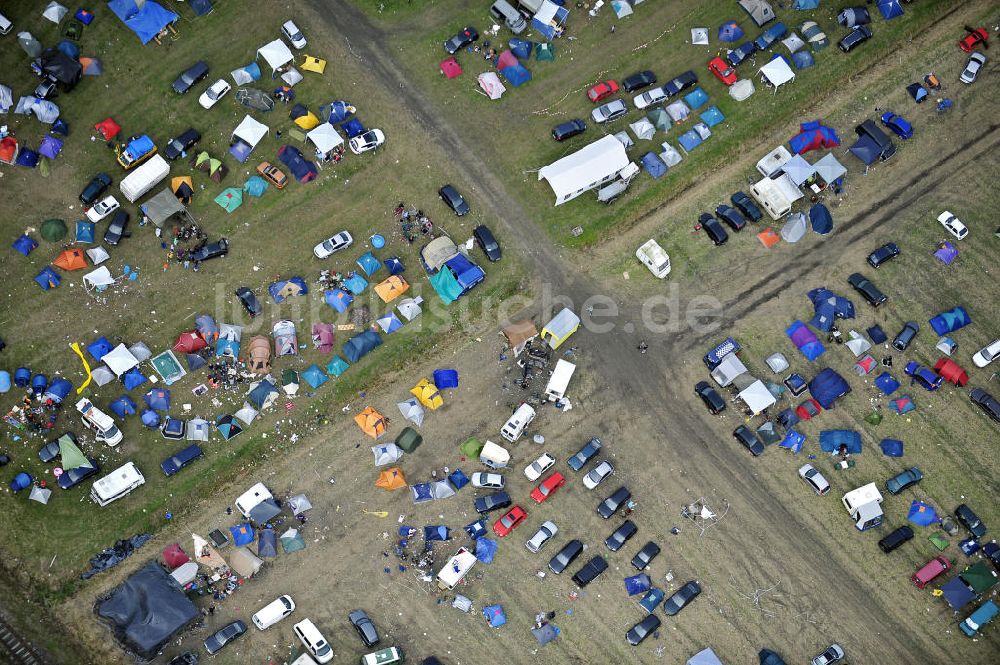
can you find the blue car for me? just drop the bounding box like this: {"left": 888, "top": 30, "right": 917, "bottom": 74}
{"left": 726, "top": 42, "right": 758, "bottom": 67}
{"left": 161, "top": 444, "right": 204, "bottom": 476}
{"left": 904, "top": 361, "right": 943, "bottom": 391}
{"left": 567, "top": 437, "right": 603, "bottom": 471}
{"left": 880, "top": 111, "right": 914, "bottom": 139}
{"left": 753, "top": 22, "right": 787, "bottom": 51}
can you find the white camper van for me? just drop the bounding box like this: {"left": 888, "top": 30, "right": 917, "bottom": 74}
{"left": 479, "top": 440, "right": 511, "bottom": 469}
{"left": 76, "top": 398, "right": 124, "bottom": 447}
{"left": 437, "top": 547, "right": 477, "bottom": 590}
{"left": 545, "top": 359, "right": 576, "bottom": 402}
{"left": 91, "top": 462, "right": 145, "bottom": 506}
{"left": 119, "top": 154, "right": 169, "bottom": 202}
{"left": 500, "top": 403, "right": 536, "bottom": 442}
{"left": 235, "top": 482, "right": 273, "bottom": 518}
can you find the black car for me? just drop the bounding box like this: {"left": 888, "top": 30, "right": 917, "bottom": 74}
{"left": 662, "top": 70, "right": 698, "bottom": 97}
{"left": 726, "top": 41, "right": 759, "bottom": 67}
{"left": 970, "top": 388, "right": 1000, "bottom": 423}
{"left": 548, "top": 539, "right": 584, "bottom": 574}
{"left": 885, "top": 467, "right": 923, "bottom": 495}
{"left": 552, "top": 119, "right": 587, "bottom": 141}
{"left": 474, "top": 490, "right": 512, "bottom": 514}
{"left": 473, "top": 224, "right": 501, "bottom": 261}
{"left": 189, "top": 238, "right": 229, "bottom": 262}
{"left": 699, "top": 213, "right": 728, "bottom": 246}
{"left": 955, "top": 503, "right": 987, "bottom": 538}
{"left": 847, "top": 272, "right": 887, "bottom": 307}
{"left": 235, "top": 287, "right": 262, "bottom": 317}
{"left": 104, "top": 210, "right": 130, "bottom": 246}
{"left": 731, "top": 191, "right": 763, "bottom": 222}
{"left": 160, "top": 444, "right": 204, "bottom": 477}
{"left": 444, "top": 26, "right": 478, "bottom": 54}
{"left": 172, "top": 60, "right": 209, "bottom": 94}
{"left": 605, "top": 520, "right": 638, "bottom": 552}
{"left": 626, "top": 614, "right": 661, "bottom": 646}
{"left": 164, "top": 128, "right": 201, "bottom": 160}
{"left": 167, "top": 652, "right": 199, "bottom": 665}
{"left": 204, "top": 620, "right": 247, "bottom": 655}
{"left": 38, "top": 433, "right": 71, "bottom": 463}
{"left": 715, "top": 205, "right": 747, "bottom": 232}
{"left": 438, "top": 184, "right": 470, "bottom": 216}
{"left": 57, "top": 458, "right": 100, "bottom": 490}
{"left": 695, "top": 381, "right": 726, "bottom": 415}
{"left": 733, "top": 425, "right": 764, "bottom": 456}
{"left": 348, "top": 609, "right": 380, "bottom": 647}
{"left": 892, "top": 321, "right": 919, "bottom": 351}
{"left": 631, "top": 541, "right": 661, "bottom": 571}
{"left": 983, "top": 542, "right": 1000, "bottom": 570}
{"left": 878, "top": 526, "right": 914, "bottom": 553}
{"left": 567, "top": 436, "right": 602, "bottom": 472}
{"left": 79, "top": 173, "right": 112, "bottom": 205}
{"left": 839, "top": 25, "right": 872, "bottom": 53}
{"left": 867, "top": 242, "right": 900, "bottom": 268}
{"left": 571, "top": 554, "right": 609, "bottom": 587}
{"left": 663, "top": 580, "right": 701, "bottom": 616}
{"left": 621, "top": 70, "right": 657, "bottom": 92}
{"left": 597, "top": 486, "right": 631, "bottom": 519}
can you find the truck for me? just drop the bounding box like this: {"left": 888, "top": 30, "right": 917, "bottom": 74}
{"left": 91, "top": 461, "right": 145, "bottom": 506}
{"left": 436, "top": 547, "right": 477, "bottom": 590}
{"left": 76, "top": 398, "right": 124, "bottom": 447}
{"left": 120, "top": 154, "right": 170, "bottom": 202}
{"left": 635, "top": 239, "right": 671, "bottom": 278}
{"left": 116, "top": 134, "right": 158, "bottom": 170}
{"left": 842, "top": 483, "right": 884, "bottom": 531}
{"left": 545, "top": 359, "right": 576, "bottom": 402}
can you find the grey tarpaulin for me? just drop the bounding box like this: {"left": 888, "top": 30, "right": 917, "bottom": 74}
{"left": 288, "top": 494, "right": 312, "bottom": 514}
{"left": 248, "top": 498, "right": 281, "bottom": 524}
{"left": 141, "top": 188, "right": 190, "bottom": 228}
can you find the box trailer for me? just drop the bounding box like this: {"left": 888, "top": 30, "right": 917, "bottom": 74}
{"left": 545, "top": 359, "right": 576, "bottom": 402}
{"left": 480, "top": 440, "right": 510, "bottom": 469}
{"left": 842, "top": 483, "right": 884, "bottom": 531}
{"left": 437, "top": 547, "right": 477, "bottom": 590}
{"left": 120, "top": 154, "right": 169, "bottom": 202}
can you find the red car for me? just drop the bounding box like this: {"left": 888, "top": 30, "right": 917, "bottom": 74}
{"left": 587, "top": 80, "right": 620, "bottom": 103}
{"left": 707, "top": 57, "right": 737, "bottom": 86}
{"left": 530, "top": 472, "right": 566, "bottom": 504}
{"left": 959, "top": 27, "right": 988, "bottom": 53}
{"left": 493, "top": 505, "right": 527, "bottom": 537}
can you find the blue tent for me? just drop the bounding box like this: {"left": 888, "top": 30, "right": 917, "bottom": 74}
{"left": 258, "top": 528, "right": 278, "bottom": 558}
{"left": 324, "top": 289, "right": 353, "bottom": 313}
{"left": 718, "top": 21, "right": 745, "bottom": 42}
{"left": 122, "top": 367, "right": 147, "bottom": 391}
{"left": 699, "top": 106, "right": 725, "bottom": 127}
{"left": 277, "top": 145, "right": 317, "bottom": 183}
{"left": 0, "top": 372, "right": 10, "bottom": 394}
{"left": 185, "top": 353, "right": 207, "bottom": 371}
{"left": 215, "top": 415, "right": 243, "bottom": 440}
{"left": 793, "top": 0, "right": 821, "bottom": 9}
{"left": 342, "top": 331, "right": 382, "bottom": 363}
{"left": 229, "top": 523, "right": 255, "bottom": 547}
{"left": 57, "top": 40, "right": 81, "bottom": 60}
{"left": 874, "top": 372, "right": 900, "bottom": 395}
{"left": 508, "top": 39, "right": 533, "bottom": 59}
{"left": 941, "top": 577, "right": 976, "bottom": 611}
{"left": 357, "top": 252, "right": 381, "bottom": 277}
{"left": 624, "top": 573, "right": 652, "bottom": 596}
{"left": 475, "top": 537, "right": 497, "bottom": 563}
{"left": 144, "top": 388, "right": 171, "bottom": 411}
{"left": 779, "top": 430, "right": 806, "bottom": 453}
{"left": 809, "top": 368, "right": 851, "bottom": 408}
{"left": 302, "top": 364, "right": 329, "bottom": 389}
{"left": 889, "top": 395, "right": 916, "bottom": 415}
{"left": 907, "top": 500, "right": 939, "bottom": 527}
{"left": 326, "top": 356, "right": 350, "bottom": 377}
{"left": 807, "top": 288, "right": 854, "bottom": 332}
{"left": 377, "top": 313, "right": 403, "bottom": 335}
{"left": 677, "top": 129, "right": 704, "bottom": 153}
{"left": 423, "top": 526, "right": 450, "bottom": 542}
{"left": 51, "top": 119, "right": 69, "bottom": 136}
{"left": 343, "top": 273, "right": 368, "bottom": 295}
{"left": 448, "top": 469, "right": 469, "bottom": 490}
{"left": 384, "top": 257, "right": 405, "bottom": 275}
{"left": 76, "top": 221, "right": 96, "bottom": 243}
{"left": 88, "top": 337, "right": 113, "bottom": 361}
{"left": 244, "top": 175, "right": 268, "bottom": 197}
{"left": 16, "top": 148, "right": 39, "bottom": 169}
{"left": 34, "top": 266, "right": 61, "bottom": 290}
{"left": 43, "top": 378, "right": 72, "bottom": 403}
{"left": 532, "top": 3, "right": 568, "bottom": 40}
{"left": 776, "top": 408, "right": 800, "bottom": 429}
{"left": 14, "top": 368, "right": 31, "bottom": 387}
{"left": 10, "top": 473, "right": 33, "bottom": 493}
{"left": 876, "top": 0, "right": 904, "bottom": 20}
{"left": 641, "top": 152, "right": 667, "bottom": 178}
{"left": 321, "top": 101, "right": 354, "bottom": 123}
{"left": 109, "top": 394, "right": 137, "bottom": 417}
{"left": 786, "top": 320, "right": 826, "bottom": 360}
{"left": 907, "top": 83, "right": 928, "bottom": 103}
{"left": 500, "top": 64, "right": 532, "bottom": 87}
{"left": 639, "top": 588, "right": 665, "bottom": 613}
{"left": 819, "top": 429, "right": 862, "bottom": 454}
{"left": 929, "top": 307, "right": 971, "bottom": 336}
{"left": 140, "top": 409, "right": 161, "bottom": 428}
{"left": 465, "top": 519, "right": 487, "bottom": 539}
{"left": 341, "top": 118, "right": 365, "bottom": 138}
{"left": 190, "top": 0, "right": 214, "bottom": 16}
{"left": 433, "top": 369, "right": 459, "bottom": 390}
{"left": 107, "top": 0, "right": 179, "bottom": 45}
{"left": 792, "top": 51, "right": 815, "bottom": 70}
{"left": 880, "top": 439, "right": 904, "bottom": 457}
{"left": 684, "top": 87, "right": 710, "bottom": 109}
{"left": 12, "top": 235, "right": 37, "bottom": 256}
{"left": 247, "top": 379, "right": 277, "bottom": 409}
{"left": 31, "top": 374, "right": 48, "bottom": 395}
{"left": 809, "top": 203, "right": 832, "bottom": 234}
{"left": 268, "top": 277, "right": 308, "bottom": 303}
{"left": 483, "top": 605, "right": 507, "bottom": 628}
{"left": 161, "top": 417, "right": 185, "bottom": 439}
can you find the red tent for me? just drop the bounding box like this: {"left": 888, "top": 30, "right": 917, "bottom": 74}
{"left": 933, "top": 357, "right": 968, "bottom": 386}
{"left": 173, "top": 331, "right": 207, "bottom": 354}
{"left": 0, "top": 136, "right": 18, "bottom": 165}
{"left": 439, "top": 57, "right": 462, "bottom": 79}
{"left": 162, "top": 543, "right": 190, "bottom": 570}
{"left": 94, "top": 117, "right": 121, "bottom": 141}
{"left": 496, "top": 50, "right": 518, "bottom": 71}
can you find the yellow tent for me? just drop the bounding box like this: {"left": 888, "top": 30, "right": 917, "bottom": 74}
{"left": 375, "top": 467, "right": 406, "bottom": 490}
{"left": 374, "top": 276, "right": 410, "bottom": 303}
{"left": 410, "top": 378, "right": 443, "bottom": 410}
{"left": 293, "top": 111, "right": 321, "bottom": 130}
{"left": 301, "top": 55, "right": 327, "bottom": 74}
{"left": 354, "top": 406, "right": 387, "bottom": 438}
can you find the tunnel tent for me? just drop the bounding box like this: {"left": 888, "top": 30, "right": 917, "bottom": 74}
{"left": 819, "top": 429, "right": 861, "bottom": 454}
{"left": 809, "top": 368, "right": 851, "bottom": 408}
{"left": 231, "top": 62, "right": 262, "bottom": 86}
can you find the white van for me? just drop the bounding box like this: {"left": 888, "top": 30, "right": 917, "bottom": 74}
{"left": 545, "top": 359, "right": 576, "bottom": 402}
{"left": 289, "top": 655, "right": 318, "bottom": 665}
{"left": 76, "top": 398, "right": 124, "bottom": 447}
{"left": 91, "top": 462, "right": 145, "bottom": 506}
{"left": 437, "top": 547, "right": 477, "bottom": 590}
{"left": 0, "top": 13, "right": 13, "bottom": 35}
{"left": 119, "top": 154, "right": 169, "bottom": 202}
{"left": 251, "top": 595, "right": 295, "bottom": 630}
{"left": 361, "top": 647, "right": 404, "bottom": 665}
{"left": 293, "top": 619, "right": 333, "bottom": 664}
{"left": 500, "top": 403, "right": 535, "bottom": 442}
{"left": 235, "top": 482, "right": 273, "bottom": 518}
{"left": 490, "top": 1, "right": 526, "bottom": 34}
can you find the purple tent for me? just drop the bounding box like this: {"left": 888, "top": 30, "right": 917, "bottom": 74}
{"left": 933, "top": 242, "right": 958, "bottom": 265}
{"left": 38, "top": 135, "right": 64, "bottom": 159}
{"left": 786, "top": 320, "right": 826, "bottom": 360}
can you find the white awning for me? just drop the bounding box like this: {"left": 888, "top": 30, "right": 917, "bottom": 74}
{"left": 539, "top": 135, "right": 630, "bottom": 206}
{"left": 306, "top": 123, "right": 344, "bottom": 156}
{"left": 739, "top": 379, "right": 777, "bottom": 415}
{"left": 759, "top": 57, "right": 795, "bottom": 90}
{"left": 256, "top": 39, "right": 293, "bottom": 72}
{"left": 232, "top": 115, "right": 269, "bottom": 148}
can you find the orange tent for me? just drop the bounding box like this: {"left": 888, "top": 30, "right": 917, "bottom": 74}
{"left": 374, "top": 276, "right": 410, "bottom": 304}
{"left": 53, "top": 248, "right": 88, "bottom": 271}
{"left": 375, "top": 467, "right": 407, "bottom": 490}
{"left": 354, "top": 406, "right": 387, "bottom": 438}
{"left": 757, "top": 228, "right": 780, "bottom": 248}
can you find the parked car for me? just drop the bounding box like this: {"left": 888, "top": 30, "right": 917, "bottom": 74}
{"left": 811, "top": 644, "right": 845, "bottom": 665}
{"left": 444, "top": 26, "right": 478, "bottom": 54}
{"left": 583, "top": 460, "right": 615, "bottom": 490}
{"left": 715, "top": 205, "right": 747, "bottom": 232}
{"left": 85, "top": 195, "right": 120, "bottom": 222}
{"left": 199, "top": 79, "right": 231, "bottom": 109}
{"left": 708, "top": 57, "right": 737, "bottom": 86}
{"left": 526, "top": 521, "right": 558, "bottom": 553}
{"left": 633, "top": 86, "right": 667, "bottom": 109}
{"left": 911, "top": 556, "right": 951, "bottom": 589}
{"left": 548, "top": 539, "right": 584, "bottom": 574}
{"left": 313, "top": 230, "right": 353, "bottom": 259}
{"left": 699, "top": 213, "right": 728, "bottom": 245}
{"left": 281, "top": 20, "right": 307, "bottom": 49}
{"left": 937, "top": 210, "right": 968, "bottom": 239}
{"left": 163, "top": 128, "right": 201, "bottom": 160}
{"left": 587, "top": 79, "right": 620, "bottom": 103}
{"left": 695, "top": 381, "right": 726, "bottom": 414}
{"left": 168, "top": 652, "right": 198, "bottom": 665}
{"left": 798, "top": 464, "right": 831, "bottom": 496}
{"left": 474, "top": 490, "right": 512, "bottom": 514}
{"left": 349, "top": 609, "right": 379, "bottom": 647}
{"left": 726, "top": 41, "right": 758, "bottom": 67}
{"left": 621, "top": 70, "right": 657, "bottom": 92}
{"left": 663, "top": 580, "right": 701, "bottom": 615}
{"left": 733, "top": 425, "right": 764, "bottom": 456}
{"left": 79, "top": 173, "right": 112, "bottom": 205}
{"left": 172, "top": 60, "right": 209, "bottom": 94}
{"left": 349, "top": 129, "right": 386, "bottom": 154}
{"left": 754, "top": 22, "right": 788, "bottom": 51}
{"left": 597, "top": 486, "right": 631, "bottom": 519}
{"left": 204, "top": 621, "right": 247, "bottom": 655}
{"left": 959, "top": 27, "right": 989, "bottom": 52}
{"left": 960, "top": 52, "right": 987, "bottom": 84}
{"left": 471, "top": 472, "right": 505, "bottom": 489}
{"left": 38, "top": 435, "right": 68, "bottom": 463}
{"left": 847, "top": 272, "right": 887, "bottom": 306}
{"left": 886, "top": 467, "right": 923, "bottom": 495}
{"left": 662, "top": 70, "right": 698, "bottom": 97}
{"left": 973, "top": 339, "right": 1000, "bottom": 367}
{"left": 57, "top": 457, "right": 99, "bottom": 489}
{"left": 879, "top": 526, "right": 914, "bottom": 553}
{"left": 838, "top": 25, "right": 872, "bottom": 52}
{"left": 235, "top": 287, "right": 262, "bottom": 317}
{"left": 867, "top": 242, "right": 900, "bottom": 268}
{"left": 551, "top": 119, "right": 587, "bottom": 141}
{"left": 473, "top": 224, "right": 502, "bottom": 261}
{"left": 892, "top": 321, "right": 919, "bottom": 351}
{"left": 631, "top": 541, "right": 661, "bottom": 571}
{"left": 985, "top": 542, "right": 1000, "bottom": 570}
{"left": 905, "top": 362, "right": 943, "bottom": 391}
{"left": 34, "top": 79, "right": 56, "bottom": 100}
{"left": 571, "top": 554, "right": 609, "bottom": 587}
{"left": 438, "top": 184, "right": 470, "bottom": 215}
{"left": 970, "top": 388, "right": 1000, "bottom": 422}
{"left": 530, "top": 472, "right": 566, "bottom": 503}
{"left": 605, "top": 520, "right": 638, "bottom": 551}
{"left": 626, "top": 614, "right": 661, "bottom": 646}
{"left": 591, "top": 99, "right": 628, "bottom": 123}
{"left": 251, "top": 595, "right": 295, "bottom": 630}
{"left": 959, "top": 600, "right": 999, "bottom": 637}
{"left": 160, "top": 444, "right": 204, "bottom": 477}
{"left": 189, "top": 238, "right": 229, "bottom": 262}
{"left": 493, "top": 505, "right": 527, "bottom": 537}
{"left": 525, "top": 452, "right": 556, "bottom": 481}
{"left": 293, "top": 619, "right": 333, "bottom": 663}
{"left": 567, "top": 437, "right": 602, "bottom": 471}
{"left": 955, "top": 503, "right": 987, "bottom": 538}
{"left": 880, "top": 111, "right": 913, "bottom": 140}
{"left": 257, "top": 162, "right": 288, "bottom": 189}
{"left": 104, "top": 210, "right": 130, "bottom": 246}
{"left": 731, "top": 191, "right": 763, "bottom": 222}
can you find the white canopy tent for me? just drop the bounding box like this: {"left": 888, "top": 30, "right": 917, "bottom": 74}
{"left": 538, "top": 135, "right": 630, "bottom": 206}
{"left": 232, "top": 115, "right": 269, "bottom": 149}
{"left": 739, "top": 380, "right": 777, "bottom": 415}
{"left": 83, "top": 266, "right": 116, "bottom": 290}
{"left": 103, "top": 344, "right": 140, "bottom": 377}
{"left": 306, "top": 123, "right": 344, "bottom": 160}
{"left": 256, "top": 39, "right": 294, "bottom": 73}
{"left": 814, "top": 153, "right": 848, "bottom": 185}
{"left": 759, "top": 57, "right": 796, "bottom": 93}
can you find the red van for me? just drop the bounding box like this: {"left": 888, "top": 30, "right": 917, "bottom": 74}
{"left": 911, "top": 556, "right": 952, "bottom": 588}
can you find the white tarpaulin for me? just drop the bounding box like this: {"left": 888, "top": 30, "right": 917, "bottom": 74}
{"left": 477, "top": 72, "right": 506, "bottom": 100}
{"left": 0, "top": 85, "right": 13, "bottom": 114}
{"left": 232, "top": 115, "right": 269, "bottom": 148}
{"left": 83, "top": 265, "right": 115, "bottom": 289}
{"left": 256, "top": 39, "right": 294, "bottom": 72}
{"left": 759, "top": 57, "right": 796, "bottom": 91}
{"left": 739, "top": 379, "right": 777, "bottom": 415}
{"left": 306, "top": 123, "right": 344, "bottom": 158}
{"left": 103, "top": 344, "right": 140, "bottom": 377}
{"left": 539, "top": 135, "right": 630, "bottom": 206}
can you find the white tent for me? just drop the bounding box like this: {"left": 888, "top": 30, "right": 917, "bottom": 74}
{"left": 29, "top": 485, "right": 52, "bottom": 504}
{"left": 86, "top": 246, "right": 111, "bottom": 265}
{"left": 687, "top": 648, "right": 725, "bottom": 665}
{"left": 613, "top": 131, "right": 634, "bottom": 149}
{"left": 538, "top": 135, "right": 630, "bottom": 206}
{"left": 91, "top": 366, "right": 116, "bottom": 387}
{"left": 396, "top": 297, "right": 423, "bottom": 321}
{"left": 83, "top": 265, "right": 116, "bottom": 290}
{"left": 629, "top": 119, "right": 655, "bottom": 141}
{"left": 612, "top": 0, "right": 633, "bottom": 19}
{"left": 665, "top": 100, "right": 690, "bottom": 123}
{"left": 729, "top": 78, "right": 755, "bottom": 101}
{"left": 129, "top": 342, "right": 152, "bottom": 362}
{"left": 780, "top": 212, "right": 809, "bottom": 242}
{"left": 711, "top": 353, "right": 748, "bottom": 387}
{"left": 281, "top": 68, "right": 304, "bottom": 87}
{"left": 256, "top": 39, "right": 294, "bottom": 72}
{"left": 759, "top": 57, "right": 796, "bottom": 92}
{"left": 782, "top": 33, "right": 806, "bottom": 53}
{"left": 477, "top": 72, "right": 506, "bottom": 100}
{"left": 781, "top": 154, "right": 816, "bottom": 186}
{"left": 232, "top": 115, "right": 269, "bottom": 149}
{"left": 307, "top": 123, "right": 344, "bottom": 159}
{"left": 234, "top": 403, "right": 259, "bottom": 426}
{"left": 42, "top": 2, "right": 68, "bottom": 23}
{"left": 187, "top": 418, "right": 210, "bottom": 441}
{"left": 660, "top": 142, "right": 683, "bottom": 167}
{"left": 103, "top": 344, "right": 140, "bottom": 377}
{"left": 373, "top": 443, "right": 404, "bottom": 466}
{"left": 397, "top": 397, "right": 425, "bottom": 426}
{"left": 691, "top": 27, "right": 709, "bottom": 45}
{"left": 739, "top": 380, "right": 777, "bottom": 415}
{"left": 288, "top": 495, "right": 312, "bottom": 514}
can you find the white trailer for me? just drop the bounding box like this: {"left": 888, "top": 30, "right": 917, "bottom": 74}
{"left": 437, "top": 547, "right": 477, "bottom": 590}
{"left": 91, "top": 461, "right": 145, "bottom": 506}
{"left": 635, "top": 239, "right": 671, "bottom": 278}
{"left": 842, "top": 483, "right": 884, "bottom": 531}
{"left": 480, "top": 440, "right": 511, "bottom": 469}
{"left": 120, "top": 154, "right": 170, "bottom": 202}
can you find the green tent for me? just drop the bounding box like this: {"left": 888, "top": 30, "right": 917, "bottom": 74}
{"left": 429, "top": 268, "right": 462, "bottom": 305}
{"left": 215, "top": 187, "right": 243, "bottom": 213}
{"left": 460, "top": 436, "right": 484, "bottom": 459}
{"left": 59, "top": 434, "right": 93, "bottom": 470}
{"left": 41, "top": 218, "right": 68, "bottom": 242}
{"left": 326, "top": 356, "right": 350, "bottom": 377}
{"left": 396, "top": 426, "right": 422, "bottom": 453}
{"left": 535, "top": 42, "right": 555, "bottom": 61}
{"left": 280, "top": 528, "right": 306, "bottom": 554}
{"left": 962, "top": 562, "right": 998, "bottom": 593}
{"left": 647, "top": 108, "right": 670, "bottom": 132}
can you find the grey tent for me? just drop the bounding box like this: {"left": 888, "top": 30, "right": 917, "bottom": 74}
{"left": 452, "top": 595, "right": 473, "bottom": 612}
{"left": 235, "top": 88, "right": 275, "bottom": 112}
{"left": 29, "top": 485, "right": 52, "bottom": 504}
{"left": 280, "top": 528, "right": 305, "bottom": 554}
{"left": 187, "top": 418, "right": 210, "bottom": 441}
{"left": 129, "top": 342, "right": 152, "bottom": 362}
{"left": 739, "top": 0, "right": 776, "bottom": 27}
{"left": 373, "top": 443, "right": 404, "bottom": 466}
{"left": 42, "top": 2, "right": 68, "bottom": 23}
{"left": 647, "top": 108, "right": 670, "bottom": 132}
{"left": 780, "top": 212, "right": 808, "bottom": 243}
{"left": 18, "top": 32, "right": 44, "bottom": 58}
{"left": 91, "top": 366, "right": 116, "bottom": 387}
{"left": 397, "top": 397, "right": 425, "bottom": 426}
{"left": 248, "top": 498, "right": 281, "bottom": 524}
{"left": 430, "top": 480, "right": 456, "bottom": 500}
{"left": 234, "top": 403, "right": 259, "bottom": 425}
{"left": 0, "top": 85, "right": 12, "bottom": 114}
{"left": 800, "top": 21, "right": 829, "bottom": 50}
{"left": 257, "top": 528, "right": 278, "bottom": 558}
{"left": 729, "top": 78, "right": 755, "bottom": 101}
{"left": 629, "top": 119, "right": 656, "bottom": 141}
{"left": 757, "top": 421, "right": 782, "bottom": 446}
{"left": 532, "top": 623, "right": 560, "bottom": 646}
{"left": 288, "top": 494, "right": 312, "bottom": 514}
{"left": 228, "top": 547, "right": 263, "bottom": 577}
{"left": 666, "top": 100, "right": 690, "bottom": 122}
{"left": 613, "top": 131, "right": 634, "bottom": 149}
{"left": 660, "top": 142, "right": 683, "bottom": 167}
{"left": 141, "top": 188, "right": 190, "bottom": 228}
{"left": 766, "top": 353, "right": 789, "bottom": 373}
{"left": 396, "top": 426, "right": 423, "bottom": 453}
{"left": 687, "top": 648, "right": 725, "bottom": 665}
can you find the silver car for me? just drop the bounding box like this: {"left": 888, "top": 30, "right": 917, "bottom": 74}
{"left": 313, "top": 230, "right": 354, "bottom": 259}
{"left": 471, "top": 472, "right": 505, "bottom": 489}
{"left": 798, "top": 464, "right": 830, "bottom": 496}
{"left": 582, "top": 460, "right": 614, "bottom": 490}
{"left": 591, "top": 99, "right": 628, "bottom": 123}
{"left": 526, "top": 521, "right": 558, "bottom": 553}
{"left": 972, "top": 339, "right": 1000, "bottom": 368}
{"left": 960, "top": 52, "right": 986, "bottom": 84}
{"left": 633, "top": 87, "right": 667, "bottom": 110}
{"left": 811, "top": 644, "right": 845, "bottom": 665}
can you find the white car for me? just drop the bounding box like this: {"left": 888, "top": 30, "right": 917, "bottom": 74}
{"left": 973, "top": 339, "right": 1000, "bottom": 368}
{"left": 959, "top": 52, "right": 986, "bottom": 84}
{"left": 937, "top": 211, "right": 968, "bottom": 240}
{"left": 198, "top": 79, "right": 231, "bottom": 109}
{"left": 798, "top": 464, "right": 831, "bottom": 496}
{"left": 349, "top": 129, "right": 386, "bottom": 155}
{"left": 582, "top": 460, "right": 615, "bottom": 490}
{"left": 471, "top": 472, "right": 505, "bottom": 489}
{"left": 524, "top": 452, "right": 556, "bottom": 481}
{"left": 86, "top": 195, "right": 120, "bottom": 222}
{"left": 633, "top": 86, "right": 667, "bottom": 110}
{"left": 313, "top": 230, "right": 353, "bottom": 258}
{"left": 282, "top": 20, "right": 307, "bottom": 49}
{"left": 526, "top": 521, "right": 558, "bottom": 553}
{"left": 252, "top": 595, "right": 295, "bottom": 630}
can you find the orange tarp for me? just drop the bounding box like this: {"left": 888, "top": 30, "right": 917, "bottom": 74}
{"left": 757, "top": 228, "right": 780, "bottom": 248}
{"left": 374, "top": 276, "right": 410, "bottom": 303}
{"left": 354, "top": 406, "right": 387, "bottom": 438}
{"left": 53, "top": 248, "right": 88, "bottom": 271}
{"left": 375, "top": 467, "right": 407, "bottom": 490}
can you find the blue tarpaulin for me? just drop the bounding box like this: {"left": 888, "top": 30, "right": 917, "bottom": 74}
{"left": 109, "top": 394, "right": 137, "bottom": 417}
{"left": 268, "top": 277, "right": 308, "bottom": 303}
{"left": 532, "top": 3, "right": 569, "bottom": 40}
{"left": 475, "top": 537, "right": 497, "bottom": 563}
{"left": 875, "top": 372, "right": 900, "bottom": 395}
{"left": 465, "top": 519, "right": 487, "bottom": 539}
{"left": 779, "top": 430, "right": 806, "bottom": 453}
{"left": 108, "top": 0, "right": 179, "bottom": 45}
{"left": 322, "top": 101, "right": 354, "bottom": 123}
{"left": 624, "top": 574, "right": 652, "bottom": 596}
{"left": 792, "top": 51, "right": 815, "bottom": 69}
{"left": 907, "top": 500, "right": 939, "bottom": 526}
{"left": 818, "top": 429, "right": 862, "bottom": 454}
{"left": 229, "top": 523, "right": 254, "bottom": 546}
{"left": 639, "top": 588, "right": 665, "bottom": 612}
{"left": 430, "top": 267, "right": 463, "bottom": 305}
{"left": 809, "top": 368, "right": 851, "bottom": 408}
{"left": 641, "top": 152, "right": 667, "bottom": 178}
{"left": 928, "top": 307, "right": 971, "bottom": 336}
{"left": 10, "top": 473, "right": 33, "bottom": 493}
{"left": 277, "top": 145, "right": 317, "bottom": 183}
{"left": 434, "top": 369, "right": 459, "bottom": 389}
{"left": 483, "top": 604, "right": 506, "bottom": 628}
{"left": 880, "top": 439, "right": 904, "bottom": 457}
{"left": 941, "top": 577, "right": 976, "bottom": 611}
{"left": 810, "top": 203, "right": 832, "bottom": 234}
{"left": 384, "top": 257, "right": 405, "bottom": 275}
{"left": 357, "top": 252, "right": 381, "bottom": 277}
